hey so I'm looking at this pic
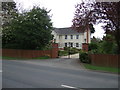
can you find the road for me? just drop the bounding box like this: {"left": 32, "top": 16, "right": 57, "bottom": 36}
{"left": 3, "top": 60, "right": 119, "bottom": 89}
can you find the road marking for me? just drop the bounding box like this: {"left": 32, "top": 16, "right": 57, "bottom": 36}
{"left": 0, "top": 70, "right": 2, "bottom": 72}
{"left": 61, "top": 84, "right": 76, "bottom": 89}
{"left": 61, "top": 84, "right": 85, "bottom": 90}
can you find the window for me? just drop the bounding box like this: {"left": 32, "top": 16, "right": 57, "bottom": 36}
{"left": 65, "top": 43, "right": 67, "bottom": 47}
{"left": 84, "top": 39, "right": 86, "bottom": 43}
{"left": 76, "top": 35, "right": 79, "bottom": 39}
{"left": 65, "top": 35, "right": 67, "bottom": 39}
{"left": 71, "top": 35, "right": 73, "bottom": 39}
{"left": 70, "top": 43, "right": 73, "bottom": 47}
{"left": 76, "top": 43, "right": 79, "bottom": 47}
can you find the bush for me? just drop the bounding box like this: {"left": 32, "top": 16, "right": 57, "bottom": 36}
{"left": 79, "top": 51, "right": 91, "bottom": 63}
{"left": 64, "top": 47, "right": 80, "bottom": 55}
{"left": 88, "top": 42, "right": 98, "bottom": 51}
{"left": 58, "top": 50, "right": 68, "bottom": 56}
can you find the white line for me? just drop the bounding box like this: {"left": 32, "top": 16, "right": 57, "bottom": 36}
{"left": 0, "top": 70, "right": 2, "bottom": 72}
{"left": 61, "top": 84, "right": 76, "bottom": 89}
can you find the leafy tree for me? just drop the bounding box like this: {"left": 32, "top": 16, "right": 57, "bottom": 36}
{"left": 102, "top": 34, "right": 118, "bottom": 54}
{"left": 88, "top": 42, "right": 98, "bottom": 51}
{"left": 94, "top": 2, "right": 120, "bottom": 54}
{"left": 72, "top": 1, "right": 120, "bottom": 53}
{"left": 2, "top": 7, "right": 53, "bottom": 50}
{"left": 89, "top": 34, "right": 117, "bottom": 54}
{"left": 0, "top": 2, "right": 17, "bottom": 48}
{"left": 2, "top": 2, "right": 17, "bottom": 27}
{"left": 72, "top": 1, "right": 96, "bottom": 31}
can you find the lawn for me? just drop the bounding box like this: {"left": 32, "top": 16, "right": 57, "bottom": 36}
{"left": 84, "top": 64, "right": 120, "bottom": 73}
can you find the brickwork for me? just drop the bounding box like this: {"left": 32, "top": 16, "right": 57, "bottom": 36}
{"left": 82, "top": 43, "right": 89, "bottom": 52}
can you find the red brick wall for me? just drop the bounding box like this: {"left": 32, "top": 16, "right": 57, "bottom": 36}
{"left": 2, "top": 43, "right": 58, "bottom": 59}
{"left": 51, "top": 43, "right": 59, "bottom": 58}
{"left": 82, "top": 43, "right": 89, "bottom": 52}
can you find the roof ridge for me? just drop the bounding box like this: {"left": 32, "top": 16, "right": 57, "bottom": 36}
{"left": 54, "top": 27, "right": 72, "bottom": 29}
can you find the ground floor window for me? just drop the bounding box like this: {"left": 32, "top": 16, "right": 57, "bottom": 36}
{"left": 65, "top": 43, "right": 67, "bottom": 47}
{"left": 76, "top": 43, "right": 79, "bottom": 47}
{"left": 70, "top": 43, "right": 73, "bottom": 47}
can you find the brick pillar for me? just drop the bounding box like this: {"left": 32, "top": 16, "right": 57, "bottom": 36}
{"left": 51, "top": 43, "right": 58, "bottom": 58}
{"left": 82, "top": 43, "right": 89, "bottom": 52}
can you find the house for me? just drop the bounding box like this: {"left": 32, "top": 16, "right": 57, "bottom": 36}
{"left": 52, "top": 27, "right": 91, "bottom": 50}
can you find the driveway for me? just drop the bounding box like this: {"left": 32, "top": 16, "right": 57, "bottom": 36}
{"left": 9, "top": 53, "right": 85, "bottom": 71}
{"left": 15, "top": 57, "right": 85, "bottom": 71}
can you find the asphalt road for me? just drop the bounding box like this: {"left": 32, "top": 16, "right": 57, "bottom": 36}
{"left": 3, "top": 60, "right": 119, "bottom": 89}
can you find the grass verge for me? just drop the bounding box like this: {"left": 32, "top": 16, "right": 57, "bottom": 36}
{"left": 1, "top": 56, "right": 50, "bottom": 60}
{"left": 33, "top": 56, "right": 50, "bottom": 59}
{"left": 1, "top": 56, "right": 28, "bottom": 60}
{"left": 83, "top": 64, "right": 120, "bottom": 73}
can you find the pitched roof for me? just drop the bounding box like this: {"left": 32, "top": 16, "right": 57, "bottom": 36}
{"left": 53, "top": 27, "right": 84, "bottom": 35}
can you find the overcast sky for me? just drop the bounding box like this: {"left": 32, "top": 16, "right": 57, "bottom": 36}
{"left": 14, "top": 0, "right": 105, "bottom": 38}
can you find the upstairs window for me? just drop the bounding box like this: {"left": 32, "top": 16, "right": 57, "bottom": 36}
{"left": 71, "top": 35, "right": 73, "bottom": 39}
{"left": 65, "top": 35, "right": 67, "bottom": 39}
{"left": 76, "top": 35, "right": 79, "bottom": 39}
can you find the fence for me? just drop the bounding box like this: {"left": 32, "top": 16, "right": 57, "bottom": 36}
{"left": 2, "top": 43, "right": 58, "bottom": 59}
{"left": 89, "top": 54, "right": 120, "bottom": 68}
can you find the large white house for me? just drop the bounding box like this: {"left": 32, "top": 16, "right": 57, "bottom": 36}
{"left": 52, "top": 27, "right": 91, "bottom": 49}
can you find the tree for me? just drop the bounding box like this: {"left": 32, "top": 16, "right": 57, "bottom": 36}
{"left": 89, "top": 23, "right": 95, "bottom": 33}
{"left": 72, "top": 1, "right": 120, "bottom": 53}
{"left": 2, "top": 2, "right": 17, "bottom": 27}
{"left": 2, "top": 7, "right": 53, "bottom": 50}
{"left": 0, "top": 1, "right": 17, "bottom": 48}
{"left": 72, "top": 1, "right": 96, "bottom": 43}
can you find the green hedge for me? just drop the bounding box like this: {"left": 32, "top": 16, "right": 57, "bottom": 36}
{"left": 64, "top": 47, "right": 80, "bottom": 54}
{"left": 79, "top": 51, "right": 91, "bottom": 63}
{"left": 58, "top": 50, "right": 68, "bottom": 56}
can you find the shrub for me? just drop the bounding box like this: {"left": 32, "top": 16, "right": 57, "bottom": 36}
{"left": 88, "top": 42, "right": 98, "bottom": 51}
{"left": 58, "top": 50, "right": 68, "bottom": 56}
{"left": 79, "top": 51, "right": 91, "bottom": 63}
{"left": 64, "top": 47, "right": 80, "bottom": 54}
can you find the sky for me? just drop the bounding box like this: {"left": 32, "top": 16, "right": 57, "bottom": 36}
{"left": 14, "top": 0, "right": 105, "bottom": 38}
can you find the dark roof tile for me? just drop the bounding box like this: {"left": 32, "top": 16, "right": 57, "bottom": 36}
{"left": 54, "top": 27, "right": 84, "bottom": 35}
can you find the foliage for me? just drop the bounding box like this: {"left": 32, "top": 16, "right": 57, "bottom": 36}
{"left": 2, "top": 6, "right": 53, "bottom": 50}
{"left": 2, "top": 2, "right": 17, "bottom": 27}
{"left": 89, "top": 35, "right": 118, "bottom": 54}
{"left": 58, "top": 47, "right": 80, "bottom": 56}
{"left": 72, "top": 1, "right": 120, "bottom": 53}
{"left": 88, "top": 42, "right": 98, "bottom": 51}
{"left": 79, "top": 51, "right": 91, "bottom": 63}
{"left": 64, "top": 47, "right": 80, "bottom": 54}
{"left": 72, "top": 1, "right": 96, "bottom": 31}
{"left": 58, "top": 50, "right": 68, "bottom": 56}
